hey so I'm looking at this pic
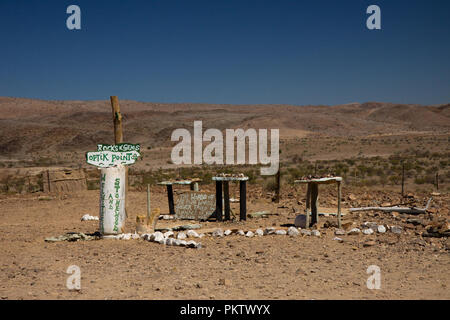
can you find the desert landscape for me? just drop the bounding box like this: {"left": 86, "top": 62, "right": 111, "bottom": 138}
{"left": 0, "top": 97, "right": 449, "bottom": 300}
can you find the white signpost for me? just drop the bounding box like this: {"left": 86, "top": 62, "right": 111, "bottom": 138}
{"left": 86, "top": 143, "right": 140, "bottom": 235}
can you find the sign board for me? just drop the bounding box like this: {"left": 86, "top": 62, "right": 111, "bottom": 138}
{"left": 175, "top": 191, "right": 216, "bottom": 221}
{"left": 86, "top": 143, "right": 141, "bottom": 168}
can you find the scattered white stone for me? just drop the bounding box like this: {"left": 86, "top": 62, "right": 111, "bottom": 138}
{"left": 287, "top": 226, "right": 300, "bottom": 236}
{"left": 333, "top": 237, "right": 343, "bottom": 242}
{"left": 347, "top": 228, "right": 361, "bottom": 235}
{"left": 377, "top": 225, "right": 386, "bottom": 233}
{"left": 198, "top": 233, "right": 205, "bottom": 238}
{"left": 255, "top": 229, "right": 264, "bottom": 236}
{"left": 187, "top": 230, "right": 200, "bottom": 238}
{"left": 164, "top": 231, "right": 174, "bottom": 238}
{"left": 311, "top": 230, "right": 321, "bottom": 237}
{"left": 164, "top": 238, "right": 173, "bottom": 245}
{"left": 81, "top": 214, "right": 99, "bottom": 221}
{"left": 390, "top": 226, "right": 403, "bottom": 234}
{"left": 122, "top": 233, "right": 132, "bottom": 240}
{"left": 294, "top": 214, "right": 307, "bottom": 228}
{"left": 177, "top": 232, "right": 187, "bottom": 240}
{"left": 362, "top": 222, "right": 378, "bottom": 231}
{"left": 264, "top": 227, "right": 276, "bottom": 235}
{"left": 173, "top": 239, "right": 181, "bottom": 246}
{"left": 161, "top": 215, "right": 175, "bottom": 220}
{"left": 179, "top": 240, "right": 187, "bottom": 246}
{"left": 224, "top": 229, "right": 232, "bottom": 236}
{"left": 186, "top": 240, "right": 198, "bottom": 248}
{"left": 131, "top": 233, "right": 140, "bottom": 240}
{"left": 275, "top": 230, "right": 287, "bottom": 235}
{"left": 151, "top": 232, "right": 164, "bottom": 243}
{"left": 237, "top": 230, "right": 245, "bottom": 236}
{"left": 212, "top": 228, "right": 224, "bottom": 237}
{"left": 246, "top": 231, "right": 254, "bottom": 237}
{"left": 300, "top": 229, "right": 311, "bottom": 236}
{"left": 335, "top": 229, "right": 346, "bottom": 235}
{"left": 362, "top": 228, "right": 374, "bottom": 235}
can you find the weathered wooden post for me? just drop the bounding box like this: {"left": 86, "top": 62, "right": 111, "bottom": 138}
{"left": 167, "top": 184, "right": 175, "bottom": 215}
{"left": 310, "top": 183, "right": 319, "bottom": 226}
{"left": 337, "top": 181, "right": 342, "bottom": 228}
{"left": 401, "top": 161, "right": 405, "bottom": 197}
{"left": 305, "top": 183, "right": 311, "bottom": 227}
{"left": 275, "top": 167, "right": 281, "bottom": 203}
{"left": 435, "top": 171, "right": 439, "bottom": 190}
{"left": 110, "top": 96, "right": 128, "bottom": 217}
{"left": 147, "top": 184, "right": 151, "bottom": 221}
{"left": 223, "top": 181, "right": 231, "bottom": 220}
{"left": 215, "top": 181, "right": 223, "bottom": 221}
{"left": 239, "top": 180, "right": 246, "bottom": 221}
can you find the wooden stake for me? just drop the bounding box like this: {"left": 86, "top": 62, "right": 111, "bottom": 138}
{"left": 239, "top": 181, "right": 247, "bottom": 221}
{"left": 215, "top": 181, "right": 223, "bottom": 221}
{"left": 436, "top": 172, "right": 439, "bottom": 190}
{"left": 223, "top": 181, "right": 230, "bottom": 221}
{"left": 305, "top": 183, "right": 311, "bottom": 228}
{"left": 146, "top": 184, "right": 151, "bottom": 221}
{"left": 310, "top": 183, "right": 319, "bottom": 226}
{"left": 337, "top": 181, "right": 342, "bottom": 229}
{"left": 110, "top": 96, "right": 128, "bottom": 218}
{"left": 401, "top": 161, "right": 405, "bottom": 197}
{"left": 275, "top": 167, "right": 281, "bottom": 203}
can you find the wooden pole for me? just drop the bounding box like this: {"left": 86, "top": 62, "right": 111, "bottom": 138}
{"left": 215, "top": 181, "right": 223, "bottom": 221}
{"left": 167, "top": 185, "right": 175, "bottom": 215}
{"left": 146, "top": 184, "right": 151, "bottom": 221}
{"left": 435, "top": 172, "right": 439, "bottom": 191}
{"left": 110, "top": 96, "right": 128, "bottom": 218}
{"left": 401, "top": 161, "right": 405, "bottom": 197}
{"left": 337, "top": 181, "right": 342, "bottom": 229}
{"left": 305, "top": 183, "right": 311, "bottom": 228}
{"left": 239, "top": 181, "right": 247, "bottom": 221}
{"left": 275, "top": 167, "right": 281, "bottom": 203}
{"left": 223, "top": 181, "right": 230, "bottom": 221}
{"left": 310, "top": 183, "right": 319, "bottom": 226}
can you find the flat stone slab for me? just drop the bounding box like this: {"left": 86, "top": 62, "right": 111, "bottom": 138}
{"left": 294, "top": 177, "right": 342, "bottom": 184}
{"left": 158, "top": 179, "right": 201, "bottom": 186}
{"left": 212, "top": 176, "right": 249, "bottom": 181}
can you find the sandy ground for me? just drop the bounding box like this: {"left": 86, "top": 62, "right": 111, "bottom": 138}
{"left": 0, "top": 187, "right": 448, "bottom": 300}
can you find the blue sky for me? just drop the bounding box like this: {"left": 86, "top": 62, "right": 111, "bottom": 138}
{"left": 0, "top": 0, "right": 449, "bottom": 105}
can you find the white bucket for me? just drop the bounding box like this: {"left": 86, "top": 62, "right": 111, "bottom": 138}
{"left": 99, "top": 165, "right": 126, "bottom": 235}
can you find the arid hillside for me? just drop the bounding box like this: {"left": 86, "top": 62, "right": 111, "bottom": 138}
{"left": 0, "top": 97, "right": 449, "bottom": 163}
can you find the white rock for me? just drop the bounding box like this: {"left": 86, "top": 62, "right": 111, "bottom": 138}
{"left": 131, "top": 233, "right": 140, "bottom": 240}
{"left": 275, "top": 230, "right": 287, "bottom": 235}
{"left": 198, "top": 233, "right": 205, "bottom": 238}
{"left": 377, "top": 225, "right": 386, "bottom": 233}
{"left": 390, "top": 226, "right": 403, "bottom": 234}
{"left": 362, "top": 228, "right": 374, "bottom": 235}
{"left": 186, "top": 240, "right": 197, "bottom": 248}
{"left": 311, "top": 230, "right": 321, "bottom": 237}
{"left": 212, "top": 228, "right": 224, "bottom": 237}
{"left": 164, "top": 231, "right": 174, "bottom": 238}
{"left": 187, "top": 230, "right": 199, "bottom": 238}
{"left": 177, "top": 232, "right": 187, "bottom": 240}
{"left": 287, "top": 226, "right": 300, "bottom": 236}
{"left": 255, "top": 229, "right": 264, "bottom": 236}
{"left": 264, "top": 227, "right": 276, "bottom": 235}
{"left": 347, "top": 228, "right": 361, "bottom": 235}
{"left": 362, "top": 222, "right": 378, "bottom": 231}
{"left": 151, "top": 232, "right": 164, "bottom": 243}
{"left": 246, "top": 231, "right": 254, "bottom": 237}
{"left": 333, "top": 237, "right": 343, "bottom": 242}
{"left": 179, "top": 240, "right": 187, "bottom": 246}
{"left": 294, "top": 214, "right": 307, "bottom": 228}
{"left": 300, "top": 229, "right": 311, "bottom": 236}
{"left": 122, "top": 233, "right": 132, "bottom": 240}
{"left": 195, "top": 243, "right": 202, "bottom": 249}
{"left": 237, "top": 230, "right": 245, "bottom": 236}
{"left": 335, "top": 229, "right": 346, "bottom": 235}
{"left": 224, "top": 229, "right": 232, "bottom": 236}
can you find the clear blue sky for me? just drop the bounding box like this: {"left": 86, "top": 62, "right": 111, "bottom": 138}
{"left": 0, "top": 0, "right": 449, "bottom": 105}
